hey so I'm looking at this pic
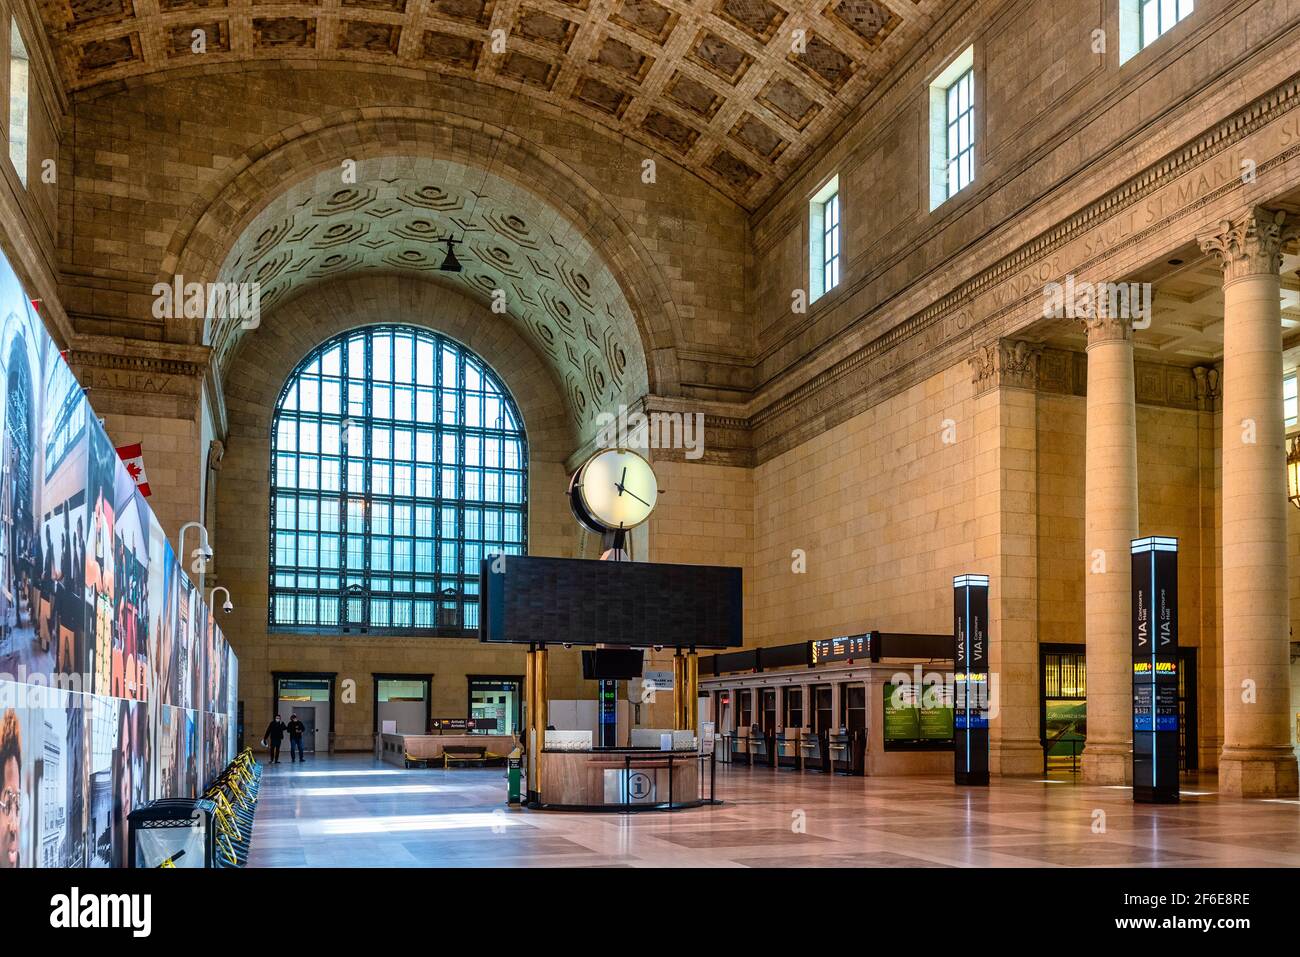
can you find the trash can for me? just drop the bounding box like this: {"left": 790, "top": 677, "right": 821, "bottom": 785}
{"left": 128, "top": 799, "right": 218, "bottom": 868}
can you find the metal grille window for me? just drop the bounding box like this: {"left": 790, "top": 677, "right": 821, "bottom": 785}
{"left": 945, "top": 67, "right": 974, "bottom": 199}
{"left": 1140, "top": 0, "right": 1193, "bottom": 49}
{"left": 269, "top": 325, "right": 527, "bottom": 634}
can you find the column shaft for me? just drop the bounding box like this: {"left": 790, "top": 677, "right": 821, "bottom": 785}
{"left": 1082, "top": 319, "right": 1138, "bottom": 785}
{"left": 1201, "top": 208, "right": 1299, "bottom": 798}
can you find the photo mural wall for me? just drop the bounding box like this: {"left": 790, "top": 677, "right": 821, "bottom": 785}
{"left": 0, "top": 249, "right": 237, "bottom": 868}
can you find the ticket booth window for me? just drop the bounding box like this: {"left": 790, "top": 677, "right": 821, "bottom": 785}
{"left": 760, "top": 688, "right": 777, "bottom": 732}
{"left": 738, "top": 689, "right": 753, "bottom": 730}
{"left": 842, "top": 685, "right": 866, "bottom": 733}
{"left": 784, "top": 688, "right": 803, "bottom": 729}
{"left": 812, "top": 685, "right": 832, "bottom": 732}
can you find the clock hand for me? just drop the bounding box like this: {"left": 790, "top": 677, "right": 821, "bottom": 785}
{"left": 622, "top": 486, "right": 651, "bottom": 508}
{"left": 616, "top": 467, "right": 627, "bottom": 496}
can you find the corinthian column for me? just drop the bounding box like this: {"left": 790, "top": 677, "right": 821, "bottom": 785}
{"left": 1199, "top": 207, "right": 1299, "bottom": 798}
{"left": 1081, "top": 313, "right": 1138, "bottom": 785}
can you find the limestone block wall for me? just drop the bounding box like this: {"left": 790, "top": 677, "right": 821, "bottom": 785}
{"left": 57, "top": 65, "right": 751, "bottom": 390}
{"left": 741, "top": 350, "right": 1224, "bottom": 772}
{"left": 750, "top": 0, "right": 1300, "bottom": 395}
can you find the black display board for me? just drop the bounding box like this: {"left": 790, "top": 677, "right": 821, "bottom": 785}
{"left": 953, "top": 574, "right": 990, "bottom": 785}
{"left": 582, "top": 648, "right": 644, "bottom": 680}
{"left": 479, "top": 555, "right": 743, "bottom": 647}
{"left": 810, "top": 634, "right": 870, "bottom": 665}
{"left": 1131, "top": 536, "right": 1180, "bottom": 803}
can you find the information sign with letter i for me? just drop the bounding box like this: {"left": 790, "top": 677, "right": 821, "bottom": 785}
{"left": 953, "top": 574, "right": 990, "bottom": 785}
{"left": 1131, "top": 536, "right": 1180, "bottom": 804}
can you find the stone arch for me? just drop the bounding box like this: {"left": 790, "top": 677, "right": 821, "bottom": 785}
{"left": 162, "top": 107, "right": 682, "bottom": 399}
{"left": 216, "top": 273, "right": 581, "bottom": 642}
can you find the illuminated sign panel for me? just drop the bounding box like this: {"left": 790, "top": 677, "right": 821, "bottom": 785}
{"left": 953, "top": 574, "right": 990, "bottom": 786}
{"left": 1131, "top": 537, "right": 1179, "bottom": 803}
{"left": 810, "top": 634, "right": 870, "bottom": 665}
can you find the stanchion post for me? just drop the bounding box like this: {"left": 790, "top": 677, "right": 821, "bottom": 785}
{"left": 534, "top": 645, "right": 548, "bottom": 805}
{"left": 524, "top": 646, "right": 536, "bottom": 803}
{"left": 672, "top": 651, "right": 684, "bottom": 730}
{"left": 685, "top": 650, "right": 699, "bottom": 733}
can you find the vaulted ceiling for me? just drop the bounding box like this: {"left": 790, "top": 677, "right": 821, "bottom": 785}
{"left": 211, "top": 156, "right": 650, "bottom": 432}
{"left": 37, "top": 0, "right": 946, "bottom": 208}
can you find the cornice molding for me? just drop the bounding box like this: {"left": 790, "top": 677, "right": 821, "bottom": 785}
{"left": 733, "top": 68, "right": 1300, "bottom": 463}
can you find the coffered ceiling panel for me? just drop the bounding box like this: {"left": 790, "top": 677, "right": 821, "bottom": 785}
{"left": 37, "top": 0, "right": 945, "bottom": 208}
{"left": 211, "top": 157, "right": 650, "bottom": 431}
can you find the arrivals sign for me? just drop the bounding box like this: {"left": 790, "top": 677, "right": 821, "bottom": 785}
{"left": 1131, "top": 537, "right": 1180, "bottom": 803}
{"left": 953, "top": 575, "right": 990, "bottom": 785}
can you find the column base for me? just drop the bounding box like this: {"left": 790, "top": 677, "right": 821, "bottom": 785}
{"left": 992, "top": 739, "right": 1044, "bottom": 777}
{"left": 1218, "top": 747, "right": 1299, "bottom": 798}
{"left": 1081, "top": 743, "right": 1132, "bottom": 786}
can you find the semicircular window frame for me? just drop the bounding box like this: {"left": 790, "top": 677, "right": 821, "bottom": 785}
{"left": 268, "top": 323, "right": 528, "bottom": 636}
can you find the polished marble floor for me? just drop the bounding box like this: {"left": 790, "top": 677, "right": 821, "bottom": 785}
{"left": 247, "top": 753, "right": 1300, "bottom": 867}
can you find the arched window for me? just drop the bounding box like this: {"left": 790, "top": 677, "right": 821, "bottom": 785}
{"left": 269, "top": 325, "right": 527, "bottom": 634}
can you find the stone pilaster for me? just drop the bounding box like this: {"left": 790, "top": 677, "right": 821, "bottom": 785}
{"left": 1081, "top": 313, "right": 1138, "bottom": 785}
{"left": 969, "top": 338, "right": 1043, "bottom": 775}
{"left": 64, "top": 336, "right": 212, "bottom": 545}
{"left": 1198, "top": 207, "right": 1300, "bottom": 798}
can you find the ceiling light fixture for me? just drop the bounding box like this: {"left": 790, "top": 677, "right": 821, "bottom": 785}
{"left": 439, "top": 237, "right": 463, "bottom": 273}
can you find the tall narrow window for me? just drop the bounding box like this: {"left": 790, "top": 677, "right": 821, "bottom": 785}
{"left": 808, "top": 175, "right": 841, "bottom": 303}
{"left": 928, "top": 46, "right": 975, "bottom": 210}
{"left": 821, "top": 190, "right": 840, "bottom": 293}
{"left": 1140, "top": 0, "right": 1194, "bottom": 49}
{"left": 8, "top": 17, "right": 29, "bottom": 187}
{"left": 269, "top": 325, "right": 528, "bottom": 635}
{"left": 1285, "top": 371, "right": 1297, "bottom": 429}
{"left": 945, "top": 68, "right": 975, "bottom": 197}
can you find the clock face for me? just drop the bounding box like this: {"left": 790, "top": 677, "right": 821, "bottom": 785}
{"left": 575, "top": 449, "right": 658, "bottom": 531}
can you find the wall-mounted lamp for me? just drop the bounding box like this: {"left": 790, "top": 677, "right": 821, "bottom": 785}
{"left": 209, "top": 585, "right": 233, "bottom": 615}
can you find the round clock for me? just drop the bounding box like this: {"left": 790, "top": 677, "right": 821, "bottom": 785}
{"left": 569, "top": 448, "right": 658, "bottom": 534}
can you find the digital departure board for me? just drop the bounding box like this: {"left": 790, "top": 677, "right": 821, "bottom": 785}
{"left": 810, "top": 634, "right": 870, "bottom": 665}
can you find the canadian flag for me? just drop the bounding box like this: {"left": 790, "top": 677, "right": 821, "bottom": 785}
{"left": 116, "top": 443, "right": 152, "bottom": 498}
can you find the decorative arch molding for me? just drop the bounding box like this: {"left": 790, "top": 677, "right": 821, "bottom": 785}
{"left": 162, "top": 107, "right": 682, "bottom": 399}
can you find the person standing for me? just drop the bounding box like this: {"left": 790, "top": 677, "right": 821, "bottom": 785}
{"left": 262, "top": 715, "right": 286, "bottom": 765}
{"left": 286, "top": 713, "right": 306, "bottom": 763}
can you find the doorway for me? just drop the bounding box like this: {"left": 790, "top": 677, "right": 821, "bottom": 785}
{"left": 467, "top": 675, "right": 523, "bottom": 735}
{"left": 273, "top": 673, "right": 334, "bottom": 754}
{"left": 373, "top": 674, "right": 432, "bottom": 734}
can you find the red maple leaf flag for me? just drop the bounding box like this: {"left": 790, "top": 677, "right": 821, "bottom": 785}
{"left": 115, "top": 442, "right": 152, "bottom": 497}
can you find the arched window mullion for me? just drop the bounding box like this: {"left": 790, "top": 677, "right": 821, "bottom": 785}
{"left": 269, "top": 324, "right": 526, "bottom": 635}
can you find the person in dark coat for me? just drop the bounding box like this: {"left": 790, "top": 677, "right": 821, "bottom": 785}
{"left": 262, "top": 715, "right": 286, "bottom": 765}
{"left": 286, "top": 714, "right": 307, "bottom": 763}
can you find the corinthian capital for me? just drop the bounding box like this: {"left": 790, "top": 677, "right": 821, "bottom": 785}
{"left": 969, "top": 338, "right": 1041, "bottom": 396}
{"left": 1197, "top": 207, "right": 1299, "bottom": 282}
{"left": 1082, "top": 313, "right": 1133, "bottom": 346}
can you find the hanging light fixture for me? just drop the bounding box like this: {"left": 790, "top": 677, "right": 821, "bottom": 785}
{"left": 1288, "top": 435, "right": 1300, "bottom": 509}
{"left": 438, "top": 236, "right": 463, "bottom": 273}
